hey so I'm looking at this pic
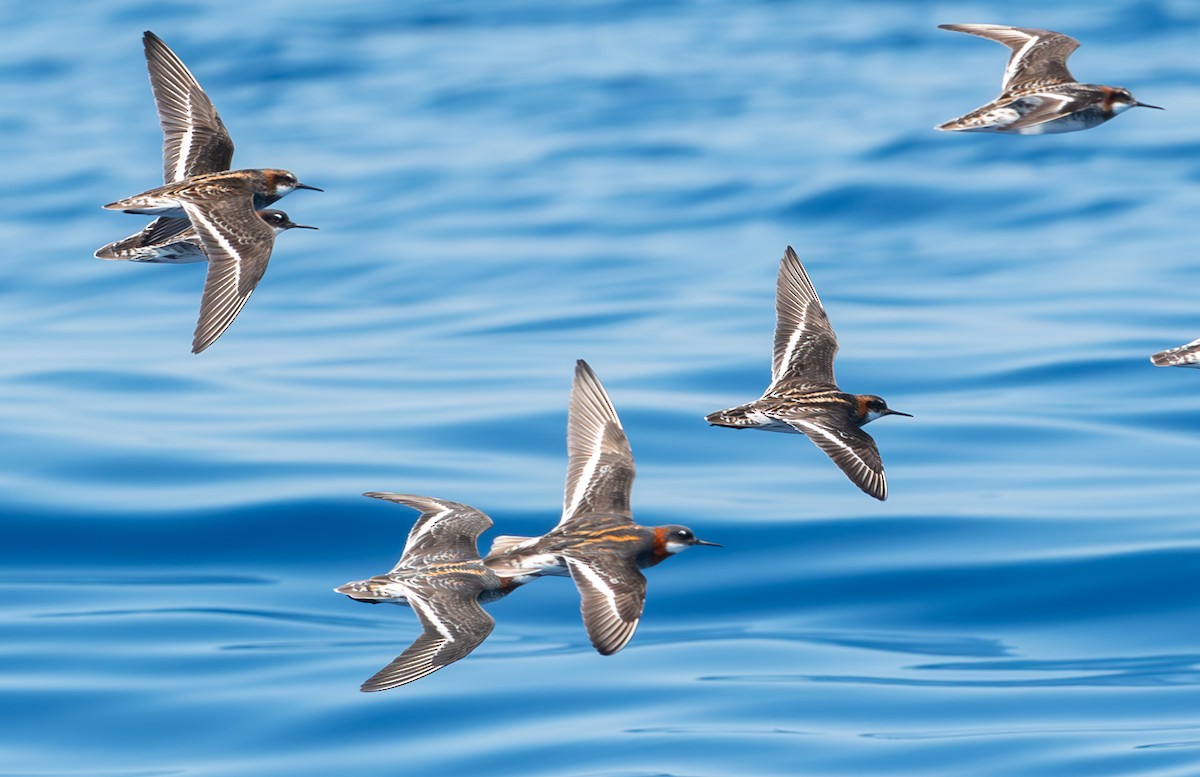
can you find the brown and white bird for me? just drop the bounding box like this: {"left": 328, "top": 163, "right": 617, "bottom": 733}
{"left": 99, "top": 31, "right": 319, "bottom": 353}
{"left": 483, "top": 360, "right": 719, "bottom": 656}
{"left": 936, "top": 23, "right": 1161, "bottom": 134}
{"left": 335, "top": 493, "right": 517, "bottom": 692}
{"left": 706, "top": 247, "right": 909, "bottom": 501}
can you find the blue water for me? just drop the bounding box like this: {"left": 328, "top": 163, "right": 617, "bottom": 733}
{"left": 3, "top": 0, "right": 1200, "bottom": 774}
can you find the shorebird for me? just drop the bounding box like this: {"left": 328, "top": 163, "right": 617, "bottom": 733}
{"left": 483, "top": 360, "right": 719, "bottom": 656}
{"left": 706, "top": 247, "right": 909, "bottom": 501}
{"left": 335, "top": 493, "right": 516, "bottom": 691}
{"left": 99, "top": 31, "right": 319, "bottom": 353}
{"left": 936, "top": 23, "right": 1161, "bottom": 134}
{"left": 99, "top": 32, "right": 316, "bottom": 256}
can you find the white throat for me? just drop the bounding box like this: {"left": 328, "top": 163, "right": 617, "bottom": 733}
{"left": 862, "top": 410, "right": 888, "bottom": 424}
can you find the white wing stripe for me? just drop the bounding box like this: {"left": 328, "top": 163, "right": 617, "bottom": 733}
{"left": 788, "top": 418, "right": 866, "bottom": 466}
{"left": 174, "top": 89, "right": 195, "bottom": 182}
{"left": 563, "top": 442, "right": 601, "bottom": 519}
{"left": 774, "top": 318, "right": 808, "bottom": 385}
{"left": 405, "top": 504, "right": 451, "bottom": 552}
{"left": 185, "top": 204, "right": 244, "bottom": 287}
{"left": 1002, "top": 34, "right": 1040, "bottom": 90}
{"left": 567, "top": 558, "right": 619, "bottom": 613}
{"left": 409, "top": 594, "right": 455, "bottom": 644}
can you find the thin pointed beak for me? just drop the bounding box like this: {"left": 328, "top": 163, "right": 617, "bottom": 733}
{"left": 886, "top": 409, "right": 914, "bottom": 418}
{"left": 694, "top": 539, "right": 723, "bottom": 548}
{"left": 295, "top": 183, "right": 323, "bottom": 191}
{"left": 292, "top": 224, "right": 319, "bottom": 230}
{"left": 1136, "top": 102, "right": 1164, "bottom": 110}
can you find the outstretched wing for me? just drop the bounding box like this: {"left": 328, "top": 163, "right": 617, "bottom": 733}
{"left": 362, "top": 492, "right": 493, "bottom": 570}
{"left": 143, "top": 31, "right": 234, "bottom": 183}
{"left": 181, "top": 194, "right": 275, "bottom": 353}
{"left": 770, "top": 247, "right": 839, "bottom": 390}
{"left": 563, "top": 552, "right": 647, "bottom": 656}
{"left": 359, "top": 584, "right": 495, "bottom": 691}
{"left": 558, "top": 360, "right": 636, "bottom": 526}
{"left": 939, "top": 24, "right": 1079, "bottom": 94}
{"left": 782, "top": 410, "right": 888, "bottom": 501}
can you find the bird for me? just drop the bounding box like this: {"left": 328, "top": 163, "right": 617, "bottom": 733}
{"left": 936, "top": 23, "right": 1161, "bottom": 134}
{"left": 94, "top": 209, "right": 315, "bottom": 264}
{"left": 705, "top": 247, "right": 910, "bottom": 501}
{"left": 1151, "top": 338, "right": 1200, "bottom": 368}
{"left": 106, "top": 171, "right": 320, "bottom": 353}
{"left": 99, "top": 32, "right": 316, "bottom": 259}
{"left": 104, "top": 168, "right": 319, "bottom": 219}
{"left": 100, "top": 31, "right": 320, "bottom": 353}
{"left": 96, "top": 29, "right": 236, "bottom": 261}
{"left": 483, "top": 360, "right": 720, "bottom": 656}
{"left": 334, "top": 492, "right": 517, "bottom": 691}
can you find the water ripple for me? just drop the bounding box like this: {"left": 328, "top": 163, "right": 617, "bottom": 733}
{"left": 34, "top": 607, "right": 372, "bottom": 629}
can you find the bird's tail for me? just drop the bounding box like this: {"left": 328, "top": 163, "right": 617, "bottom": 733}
{"left": 704, "top": 406, "right": 759, "bottom": 428}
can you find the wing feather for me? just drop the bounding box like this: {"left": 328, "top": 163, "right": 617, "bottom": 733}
{"left": 938, "top": 24, "right": 1079, "bottom": 93}
{"left": 564, "top": 554, "right": 646, "bottom": 655}
{"left": 361, "top": 492, "right": 493, "bottom": 570}
{"left": 181, "top": 196, "right": 274, "bottom": 353}
{"left": 784, "top": 414, "right": 888, "bottom": 501}
{"left": 559, "top": 360, "right": 636, "bottom": 526}
{"left": 359, "top": 586, "right": 495, "bottom": 691}
{"left": 143, "top": 31, "right": 234, "bottom": 182}
{"left": 771, "top": 247, "right": 838, "bottom": 390}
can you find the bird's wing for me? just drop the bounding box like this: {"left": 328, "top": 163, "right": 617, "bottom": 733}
{"left": 770, "top": 247, "right": 838, "bottom": 390}
{"left": 181, "top": 194, "right": 274, "bottom": 353}
{"left": 359, "top": 584, "right": 495, "bottom": 691}
{"left": 939, "top": 24, "right": 1079, "bottom": 93}
{"left": 998, "top": 93, "right": 1084, "bottom": 130}
{"left": 558, "top": 360, "right": 636, "bottom": 527}
{"left": 782, "top": 411, "right": 888, "bottom": 501}
{"left": 563, "top": 552, "right": 647, "bottom": 656}
{"left": 361, "top": 492, "right": 492, "bottom": 571}
{"left": 131, "top": 216, "right": 196, "bottom": 246}
{"left": 143, "top": 31, "right": 234, "bottom": 183}
{"left": 94, "top": 216, "right": 196, "bottom": 260}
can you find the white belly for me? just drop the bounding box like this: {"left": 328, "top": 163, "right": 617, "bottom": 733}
{"left": 746, "top": 411, "right": 801, "bottom": 434}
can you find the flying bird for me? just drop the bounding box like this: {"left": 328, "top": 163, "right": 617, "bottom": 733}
{"left": 99, "top": 31, "right": 319, "bottom": 352}
{"left": 484, "top": 360, "right": 719, "bottom": 656}
{"left": 335, "top": 493, "right": 516, "bottom": 691}
{"left": 936, "top": 23, "right": 1161, "bottom": 134}
{"left": 706, "top": 248, "right": 909, "bottom": 500}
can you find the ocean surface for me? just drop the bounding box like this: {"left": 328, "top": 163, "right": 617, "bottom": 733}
{"left": 3, "top": 1, "right": 1200, "bottom": 775}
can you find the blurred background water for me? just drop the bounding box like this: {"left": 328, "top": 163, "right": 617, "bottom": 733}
{"left": 3, "top": 0, "right": 1200, "bottom": 775}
